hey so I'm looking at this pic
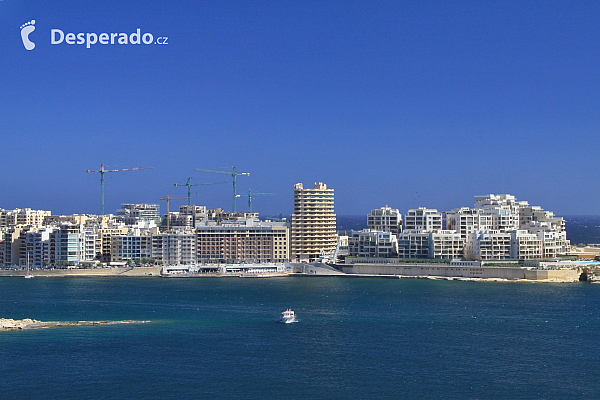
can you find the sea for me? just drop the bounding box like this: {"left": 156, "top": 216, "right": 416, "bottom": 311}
{"left": 2, "top": 215, "right": 600, "bottom": 399}
{"left": 1, "top": 276, "right": 600, "bottom": 399}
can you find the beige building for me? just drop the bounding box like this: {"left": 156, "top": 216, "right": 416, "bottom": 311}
{"left": 290, "top": 182, "right": 337, "bottom": 262}
{"left": 0, "top": 208, "right": 50, "bottom": 227}
{"left": 196, "top": 223, "right": 289, "bottom": 263}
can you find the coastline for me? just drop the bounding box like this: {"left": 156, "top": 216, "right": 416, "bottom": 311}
{"left": 0, "top": 266, "right": 589, "bottom": 283}
{"left": 0, "top": 266, "right": 162, "bottom": 277}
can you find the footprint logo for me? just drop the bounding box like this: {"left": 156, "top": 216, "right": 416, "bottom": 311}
{"left": 20, "top": 20, "right": 36, "bottom": 50}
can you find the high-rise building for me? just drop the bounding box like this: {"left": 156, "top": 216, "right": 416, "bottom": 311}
{"left": 290, "top": 182, "right": 337, "bottom": 262}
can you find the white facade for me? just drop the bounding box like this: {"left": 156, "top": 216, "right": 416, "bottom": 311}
{"left": 152, "top": 232, "right": 197, "bottom": 265}
{"left": 348, "top": 230, "right": 398, "bottom": 258}
{"left": 404, "top": 208, "right": 442, "bottom": 232}
{"left": 397, "top": 231, "right": 430, "bottom": 259}
{"left": 53, "top": 225, "right": 97, "bottom": 266}
{"left": 428, "top": 230, "right": 464, "bottom": 259}
{"left": 465, "top": 231, "right": 512, "bottom": 260}
{"left": 367, "top": 206, "right": 402, "bottom": 235}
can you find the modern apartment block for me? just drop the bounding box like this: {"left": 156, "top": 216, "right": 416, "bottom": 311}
{"left": 349, "top": 194, "right": 569, "bottom": 262}
{"left": 347, "top": 230, "right": 398, "bottom": 258}
{"left": 152, "top": 232, "right": 197, "bottom": 265}
{"left": 428, "top": 231, "right": 465, "bottom": 259}
{"left": 367, "top": 206, "right": 402, "bottom": 235}
{"left": 465, "top": 231, "right": 512, "bottom": 260}
{"left": 110, "top": 234, "right": 153, "bottom": 263}
{"left": 24, "top": 227, "right": 56, "bottom": 268}
{"left": 446, "top": 207, "right": 493, "bottom": 239}
{"left": 397, "top": 231, "right": 430, "bottom": 258}
{"left": 196, "top": 221, "right": 289, "bottom": 263}
{"left": 510, "top": 231, "right": 543, "bottom": 259}
{"left": 404, "top": 208, "right": 443, "bottom": 231}
{"left": 290, "top": 182, "right": 337, "bottom": 262}
{"left": 51, "top": 224, "right": 97, "bottom": 266}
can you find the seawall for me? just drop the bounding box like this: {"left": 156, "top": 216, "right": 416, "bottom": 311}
{"left": 339, "top": 263, "right": 580, "bottom": 282}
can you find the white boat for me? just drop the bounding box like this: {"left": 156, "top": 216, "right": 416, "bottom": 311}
{"left": 279, "top": 309, "right": 297, "bottom": 324}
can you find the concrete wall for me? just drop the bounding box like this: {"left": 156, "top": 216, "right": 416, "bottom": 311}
{"left": 523, "top": 269, "right": 579, "bottom": 281}
{"left": 341, "top": 263, "right": 580, "bottom": 281}
{"left": 340, "top": 263, "right": 527, "bottom": 279}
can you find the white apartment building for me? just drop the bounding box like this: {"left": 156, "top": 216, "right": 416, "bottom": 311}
{"left": 519, "top": 206, "right": 565, "bottom": 232}
{"left": 347, "top": 230, "right": 398, "bottom": 258}
{"left": 52, "top": 224, "right": 97, "bottom": 266}
{"left": 428, "top": 230, "right": 464, "bottom": 259}
{"left": 465, "top": 231, "right": 512, "bottom": 260}
{"left": 510, "top": 230, "right": 543, "bottom": 260}
{"left": 24, "top": 227, "right": 57, "bottom": 268}
{"left": 404, "top": 208, "right": 442, "bottom": 232}
{"left": 152, "top": 232, "right": 197, "bottom": 265}
{"left": 446, "top": 207, "right": 493, "bottom": 239}
{"left": 367, "top": 206, "right": 402, "bottom": 235}
{"left": 397, "top": 231, "right": 430, "bottom": 259}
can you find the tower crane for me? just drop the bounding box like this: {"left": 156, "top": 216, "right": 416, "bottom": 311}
{"left": 237, "top": 189, "right": 275, "bottom": 214}
{"left": 194, "top": 166, "right": 249, "bottom": 212}
{"left": 159, "top": 195, "right": 190, "bottom": 232}
{"left": 174, "top": 177, "right": 227, "bottom": 206}
{"left": 86, "top": 164, "right": 153, "bottom": 215}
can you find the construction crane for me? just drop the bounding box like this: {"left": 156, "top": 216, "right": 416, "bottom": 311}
{"left": 174, "top": 177, "right": 227, "bottom": 206}
{"left": 194, "top": 166, "right": 250, "bottom": 212}
{"left": 268, "top": 212, "right": 286, "bottom": 222}
{"left": 159, "top": 195, "right": 190, "bottom": 231}
{"left": 237, "top": 189, "right": 275, "bottom": 214}
{"left": 86, "top": 164, "right": 153, "bottom": 215}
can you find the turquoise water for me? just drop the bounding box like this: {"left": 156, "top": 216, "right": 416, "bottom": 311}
{"left": 1, "top": 277, "right": 599, "bottom": 399}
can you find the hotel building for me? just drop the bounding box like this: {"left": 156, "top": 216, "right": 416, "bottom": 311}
{"left": 290, "top": 182, "right": 337, "bottom": 262}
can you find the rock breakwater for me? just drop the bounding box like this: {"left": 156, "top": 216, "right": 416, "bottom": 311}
{"left": 0, "top": 318, "right": 149, "bottom": 331}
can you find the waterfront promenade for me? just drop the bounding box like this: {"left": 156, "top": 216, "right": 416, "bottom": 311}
{"left": 0, "top": 264, "right": 592, "bottom": 283}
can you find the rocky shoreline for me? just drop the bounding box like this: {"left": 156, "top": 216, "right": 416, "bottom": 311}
{"left": 0, "top": 318, "right": 149, "bottom": 331}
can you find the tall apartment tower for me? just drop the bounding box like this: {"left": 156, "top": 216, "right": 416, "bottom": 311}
{"left": 290, "top": 182, "right": 337, "bottom": 262}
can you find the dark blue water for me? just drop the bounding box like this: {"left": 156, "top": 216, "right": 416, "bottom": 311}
{"left": 565, "top": 216, "right": 600, "bottom": 246}
{"left": 1, "top": 277, "right": 599, "bottom": 399}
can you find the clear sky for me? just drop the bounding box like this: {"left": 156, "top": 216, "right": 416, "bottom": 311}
{"left": 2, "top": 1, "right": 599, "bottom": 217}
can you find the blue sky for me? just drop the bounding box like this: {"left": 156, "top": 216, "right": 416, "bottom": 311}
{"left": 1, "top": 1, "right": 599, "bottom": 217}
